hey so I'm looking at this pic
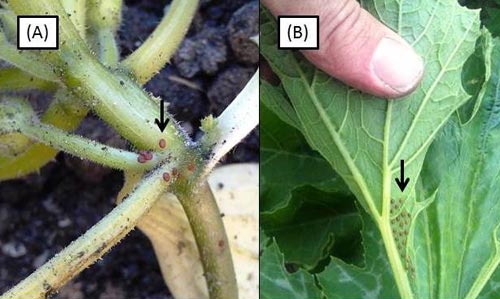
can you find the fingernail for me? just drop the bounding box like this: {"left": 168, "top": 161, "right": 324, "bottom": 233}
{"left": 371, "top": 37, "right": 424, "bottom": 95}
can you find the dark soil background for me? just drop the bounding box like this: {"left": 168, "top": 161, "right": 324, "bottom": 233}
{"left": 0, "top": 0, "right": 258, "bottom": 298}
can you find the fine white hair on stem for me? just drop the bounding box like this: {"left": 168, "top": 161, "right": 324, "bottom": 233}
{"left": 204, "top": 70, "right": 259, "bottom": 174}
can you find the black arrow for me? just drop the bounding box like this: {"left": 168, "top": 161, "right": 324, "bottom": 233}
{"left": 395, "top": 159, "right": 409, "bottom": 191}
{"left": 154, "top": 99, "right": 169, "bottom": 132}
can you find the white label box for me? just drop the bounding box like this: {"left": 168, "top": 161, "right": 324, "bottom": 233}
{"left": 278, "top": 16, "right": 319, "bottom": 50}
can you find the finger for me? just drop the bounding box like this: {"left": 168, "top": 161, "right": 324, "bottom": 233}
{"left": 263, "top": 0, "right": 424, "bottom": 98}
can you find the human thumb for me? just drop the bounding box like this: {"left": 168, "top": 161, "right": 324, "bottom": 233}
{"left": 263, "top": 0, "right": 424, "bottom": 98}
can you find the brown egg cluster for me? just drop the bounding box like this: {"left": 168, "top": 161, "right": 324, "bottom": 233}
{"left": 390, "top": 198, "right": 415, "bottom": 277}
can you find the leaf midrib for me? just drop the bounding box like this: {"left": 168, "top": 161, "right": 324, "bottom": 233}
{"left": 290, "top": 60, "right": 382, "bottom": 222}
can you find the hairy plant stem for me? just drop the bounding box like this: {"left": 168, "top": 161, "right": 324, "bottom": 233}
{"left": 20, "top": 121, "right": 164, "bottom": 171}
{"left": 61, "top": 0, "right": 87, "bottom": 39}
{"left": 87, "top": 0, "right": 122, "bottom": 28}
{"left": 3, "top": 3, "right": 245, "bottom": 299}
{"left": 0, "top": 0, "right": 122, "bottom": 179}
{"left": 0, "top": 9, "right": 16, "bottom": 41}
{"left": 122, "top": 0, "right": 199, "bottom": 84}
{"left": 25, "top": 0, "right": 184, "bottom": 150}
{"left": 64, "top": 54, "right": 185, "bottom": 150}
{"left": 7, "top": 0, "right": 191, "bottom": 150}
{"left": 0, "top": 90, "right": 87, "bottom": 180}
{"left": 176, "top": 181, "right": 238, "bottom": 299}
{"left": 181, "top": 70, "right": 258, "bottom": 298}
{"left": 0, "top": 32, "right": 60, "bottom": 82}
{"left": 90, "top": 28, "right": 120, "bottom": 65}
{"left": 87, "top": 0, "right": 122, "bottom": 65}
{"left": 205, "top": 70, "right": 259, "bottom": 174}
{"left": 0, "top": 164, "right": 174, "bottom": 299}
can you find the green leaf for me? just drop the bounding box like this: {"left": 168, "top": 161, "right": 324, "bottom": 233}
{"left": 461, "top": 0, "right": 500, "bottom": 38}
{"left": 261, "top": 95, "right": 360, "bottom": 270}
{"left": 458, "top": 29, "right": 493, "bottom": 124}
{"left": 318, "top": 212, "right": 399, "bottom": 299}
{"left": 483, "top": 8, "right": 500, "bottom": 37}
{"left": 261, "top": 80, "right": 301, "bottom": 130}
{"left": 260, "top": 241, "right": 323, "bottom": 299}
{"left": 261, "top": 1, "right": 482, "bottom": 297}
{"left": 262, "top": 0, "right": 481, "bottom": 219}
{"left": 266, "top": 186, "right": 361, "bottom": 270}
{"left": 260, "top": 102, "right": 350, "bottom": 220}
{"left": 260, "top": 227, "right": 270, "bottom": 253}
{"left": 411, "top": 38, "right": 500, "bottom": 299}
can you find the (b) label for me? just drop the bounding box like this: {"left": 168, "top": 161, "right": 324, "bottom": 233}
{"left": 277, "top": 16, "right": 319, "bottom": 50}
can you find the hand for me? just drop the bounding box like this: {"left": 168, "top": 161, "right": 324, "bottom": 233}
{"left": 263, "top": 0, "right": 424, "bottom": 98}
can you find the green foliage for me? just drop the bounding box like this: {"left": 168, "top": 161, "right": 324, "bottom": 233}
{"left": 261, "top": 96, "right": 360, "bottom": 270}
{"left": 260, "top": 101, "right": 351, "bottom": 220}
{"left": 460, "top": 0, "right": 500, "bottom": 37}
{"left": 262, "top": 0, "right": 481, "bottom": 218}
{"left": 266, "top": 186, "right": 361, "bottom": 270}
{"left": 260, "top": 0, "right": 500, "bottom": 298}
{"left": 260, "top": 241, "right": 324, "bottom": 299}
{"left": 317, "top": 213, "right": 398, "bottom": 299}
{"left": 413, "top": 38, "right": 500, "bottom": 299}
